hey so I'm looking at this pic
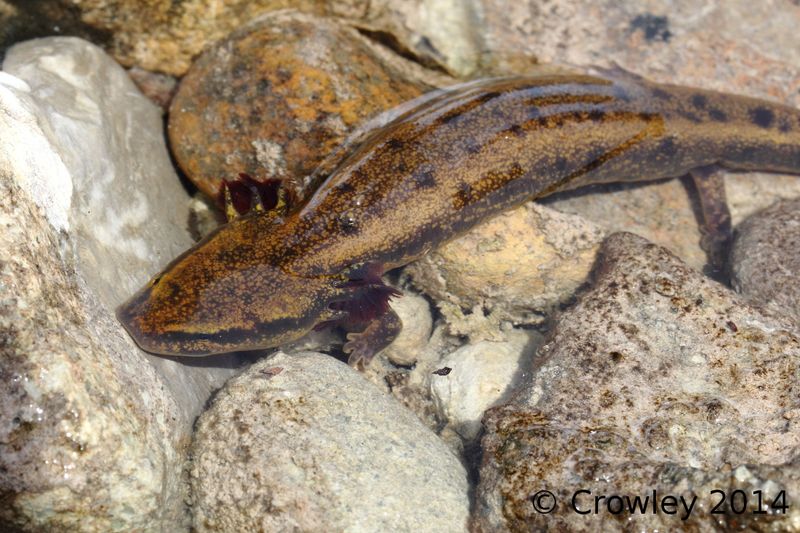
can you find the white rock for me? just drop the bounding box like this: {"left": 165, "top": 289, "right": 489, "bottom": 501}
{"left": 430, "top": 329, "right": 540, "bottom": 441}
{"left": 383, "top": 291, "right": 434, "bottom": 366}
{"left": 0, "top": 37, "right": 241, "bottom": 531}
{"left": 3, "top": 38, "right": 244, "bottom": 426}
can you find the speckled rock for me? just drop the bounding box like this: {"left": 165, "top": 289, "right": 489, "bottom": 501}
{"left": 0, "top": 38, "right": 195, "bottom": 532}
{"left": 430, "top": 329, "right": 541, "bottom": 442}
{"left": 731, "top": 198, "right": 800, "bottom": 327}
{"left": 191, "top": 352, "right": 470, "bottom": 532}
{"left": 1, "top": 1, "right": 481, "bottom": 77}
{"left": 474, "top": 232, "right": 800, "bottom": 532}
{"left": 0, "top": 2, "right": 339, "bottom": 76}
{"left": 408, "top": 202, "right": 606, "bottom": 330}
{"left": 0, "top": 37, "right": 245, "bottom": 531}
{"left": 3, "top": 36, "right": 245, "bottom": 428}
{"left": 169, "top": 10, "right": 441, "bottom": 199}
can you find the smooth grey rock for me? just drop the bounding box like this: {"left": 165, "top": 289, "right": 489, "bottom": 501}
{"left": 0, "top": 37, "right": 238, "bottom": 531}
{"left": 474, "top": 233, "right": 800, "bottom": 532}
{"left": 191, "top": 352, "right": 470, "bottom": 532}
{"left": 731, "top": 198, "right": 800, "bottom": 328}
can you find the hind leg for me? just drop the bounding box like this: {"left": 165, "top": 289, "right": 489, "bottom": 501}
{"left": 687, "top": 165, "right": 733, "bottom": 280}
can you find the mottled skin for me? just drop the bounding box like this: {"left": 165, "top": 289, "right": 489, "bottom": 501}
{"left": 118, "top": 70, "right": 800, "bottom": 364}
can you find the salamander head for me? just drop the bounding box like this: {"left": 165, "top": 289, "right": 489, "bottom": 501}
{"left": 116, "top": 216, "right": 341, "bottom": 356}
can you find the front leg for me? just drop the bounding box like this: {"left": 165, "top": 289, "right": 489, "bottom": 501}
{"left": 316, "top": 262, "right": 403, "bottom": 368}
{"left": 343, "top": 308, "right": 403, "bottom": 368}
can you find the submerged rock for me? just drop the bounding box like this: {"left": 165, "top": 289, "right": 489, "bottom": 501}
{"left": 169, "top": 10, "right": 433, "bottom": 199}
{"left": 408, "top": 203, "right": 606, "bottom": 330}
{"left": 480, "top": 0, "right": 800, "bottom": 99}
{"left": 1, "top": 37, "right": 238, "bottom": 531}
{"left": 382, "top": 291, "right": 434, "bottom": 366}
{"left": 430, "top": 328, "right": 541, "bottom": 442}
{"left": 1, "top": 1, "right": 481, "bottom": 78}
{"left": 474, "top": 233, "right": 800, "bottom": 532}
{"left": 730, "top": 197, "right": 800, "bottom": 328}
{"left": 191, "top": 352, "right": 470, "bottom": 532}
{"left": 2, "top": 36, "right": 244, "bottom": 432}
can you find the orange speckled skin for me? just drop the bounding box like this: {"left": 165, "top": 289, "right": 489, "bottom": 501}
{"left": 117, "top": 71, "right": 800, "bottom": 356}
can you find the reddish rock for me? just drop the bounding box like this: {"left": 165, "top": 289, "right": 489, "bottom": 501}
{"left": 168, "top": 11, "right": 432, "bottom": 199}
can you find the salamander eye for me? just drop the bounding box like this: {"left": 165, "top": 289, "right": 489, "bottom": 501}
{"left": 338, "top": 212, "right": 359, "bottom": 234}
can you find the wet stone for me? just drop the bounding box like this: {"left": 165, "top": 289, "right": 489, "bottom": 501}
{"left": 480, "top": 0, "right": 800, "bottom": 101}
{"left": 127, "top": 66, "right": 178, "bottom": 111}
{"left": 0, "top": 1, "right": 481, "bottom": 78}
{"left": 730, "top": 197, "right": 800, "bottom": 328}
{"left": 408, "top": 202, "right": 606, "bottom": 331}
{"left": 191, "top": 352, "right": 470, "bottom": 532}
{"left": 0, "top": 2, "right": 340, "bottom": 76}
{"left": 430, "top": 328, "right": 541, "bottom": 442}
{"left": 168, "top": 10, "right": 429, "bottom": 199}
{"left": 0, "top": 37, "right": 207, "bottom": 532}
{"left": 478, "top": 0, "right": 800, "bottom": 279}
{"left": 473, "top": 232, "right": 800, "bottom": 532}
{"left": 381, "top": 291, "right": 434, "bottom": 366}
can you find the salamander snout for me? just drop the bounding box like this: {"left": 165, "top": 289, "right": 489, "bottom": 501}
{"left": 116, "top": 219, "right": 335, "bottom": 356}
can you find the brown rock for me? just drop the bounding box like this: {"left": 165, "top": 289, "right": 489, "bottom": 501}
{"left": 2, "top": 1, "right": 336, "bottom": 76}
{"left": 474, "top": 233, "right": 800, "bottom": 531}
{"left": 168, "top": 11, "right": 434, "bottom": 199}
{"left": 1, "top": 1, "right": 482, "bottom": 78}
